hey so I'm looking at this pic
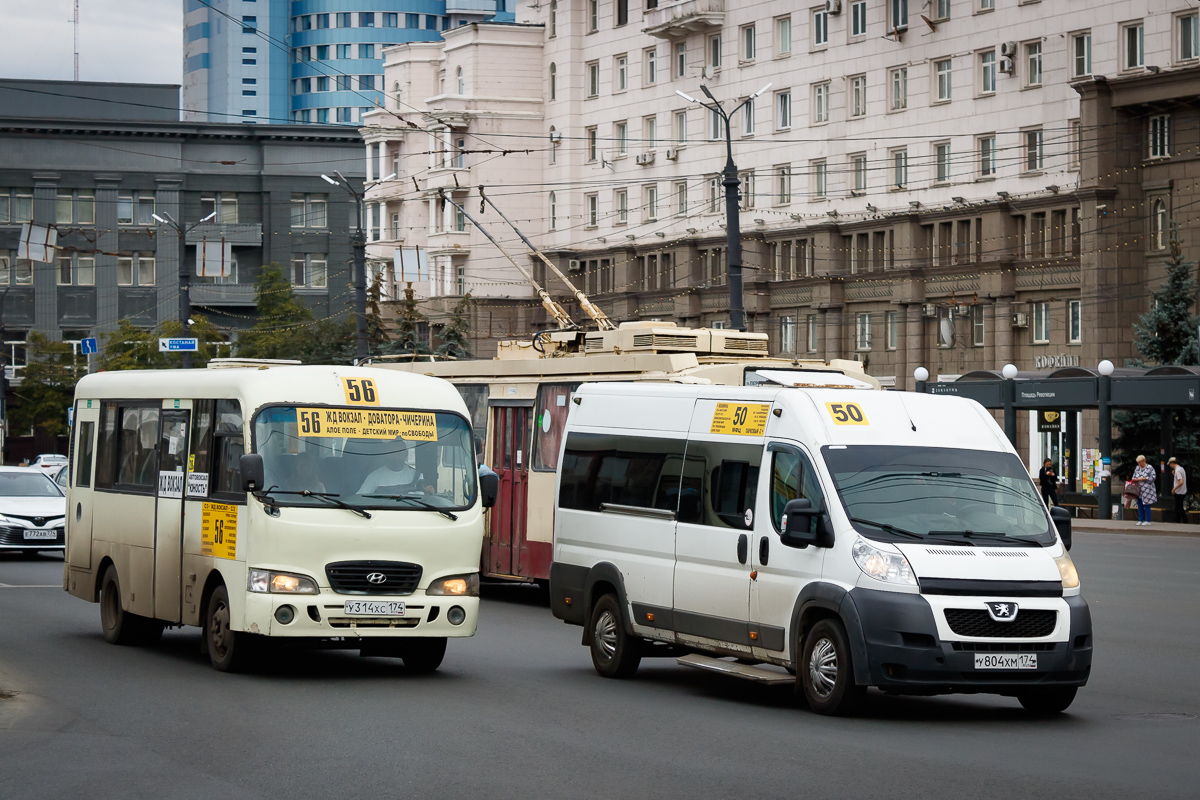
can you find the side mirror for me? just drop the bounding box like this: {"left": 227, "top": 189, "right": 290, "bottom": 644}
{"left": 1050, "top": 505, "right": 1072, "bottom": 551}
{"left": 779, "top": 498, "right": 834, "bottom": 549}
{"left": 240, "top": 453, "right": 265, "bottom": 493}
{"left": 479, "top": 467, "right": 499, "bottom": 509}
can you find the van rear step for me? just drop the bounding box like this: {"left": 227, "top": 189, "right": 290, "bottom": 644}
{"left": 677, "top": 654, "right": 794, "bottom": 685}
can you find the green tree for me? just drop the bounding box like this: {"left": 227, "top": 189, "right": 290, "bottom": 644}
{"left": 436, "top": 293, "right": 474, "bottom": 359}
{"left": 386, "top": 283, "right": 431, "bottom": 357}
{"left": 235, "top": 262, "right": 314, "bottom": 360}
{"left": 9, "top": 333, "right": 84, "bottom": 442}
{"left": 366, "top": 270, "right": 390, "bottom": 354}
{"left": 1112, "top": 234, "right": 1200, "bottom": 481}
{"left": 98, "top": 317, "right": 228, "bottom": 371}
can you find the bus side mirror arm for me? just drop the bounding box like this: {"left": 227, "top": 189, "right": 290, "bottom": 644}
{"left": 240, "top": 453, "right": 265, "bottom": 493}
{"left": 1049, "top": 505, "right": 1072, "bottom": 551}
{"left": 779, "top": 498, "right": 835, "bottom": 550}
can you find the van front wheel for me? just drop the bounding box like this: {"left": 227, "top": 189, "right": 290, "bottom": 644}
{"left": 800, "top": 618, "right": 865, "bottom": 716}
{"left": 588, "top": 593, "right": 641, "bottom": 679}
{"left": 1017, "top": 686, "right": 1077, "bottom": 715}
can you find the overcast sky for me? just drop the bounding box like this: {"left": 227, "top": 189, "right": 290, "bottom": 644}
{"left": 0, "top": 0, "right": 182, "bottom": 84}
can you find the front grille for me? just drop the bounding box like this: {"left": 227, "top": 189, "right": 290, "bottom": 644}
{"left": 325, "top": 560, "right": 422, "bottom": 595}
{"left": 328, "top": 617, "right": 420, "bottom": 629}
{"left": 945, "top": 608, "right": 1057, "bottom": 638}
{"left": 0, "top": 526, "right": 64, "bottom": 546}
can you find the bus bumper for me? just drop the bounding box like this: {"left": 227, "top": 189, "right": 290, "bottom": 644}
{"left": 243, "top": 590, "right": 479, "bottom": 638}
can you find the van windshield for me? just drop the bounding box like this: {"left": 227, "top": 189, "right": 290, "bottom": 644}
{"left": 254, "top": 406, "right": 477, "bottom": 511}
{"left": 821, "top": 445, "right": 1054, "bottom": 546}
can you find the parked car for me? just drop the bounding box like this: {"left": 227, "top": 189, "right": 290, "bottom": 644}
{"left": 30, "top": 454, "right": 68, "bottom": 474}
{"left": 53, "top": 465, "right": 68, "bottom": 489}
{"left": 0, "top": 467, "right": 67, "bottom": 557}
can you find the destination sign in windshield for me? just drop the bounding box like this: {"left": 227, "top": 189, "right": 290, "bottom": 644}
{"left": 295, "top": 407, "right": 438, "bottom": 440}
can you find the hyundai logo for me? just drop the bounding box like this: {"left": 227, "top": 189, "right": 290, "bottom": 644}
{"left": 985, "top": 601, "right": 1018, "bottom": 622}
{"left": 365, "top": 572, "right": 388, "bottom": 585}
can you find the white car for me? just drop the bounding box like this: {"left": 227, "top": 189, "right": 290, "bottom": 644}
{"left": 30, "top": 454, "right": 68, "bottom": 474}
{"left": 0, "top": 467, "right": 67, "bottom": 557}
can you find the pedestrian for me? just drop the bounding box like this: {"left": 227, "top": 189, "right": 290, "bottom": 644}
{"left": 1169, "top": 457, "right": 1188, "bottom": 524}
{"left": 1131, "top": 455, "right": 1158, "bottom": 526}
{"left": 1038, "top": 458, "right": 1059, "bottom": 507}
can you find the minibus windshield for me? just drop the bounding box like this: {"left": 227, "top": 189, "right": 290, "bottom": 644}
{"left": 254, "top": 406, "right": 477, "bottom": 512}
{"left": 821, "top": 445, "right": 1054, "bottom": 545}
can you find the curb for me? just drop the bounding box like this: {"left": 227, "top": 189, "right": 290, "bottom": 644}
{"left": 1073, "top": 525, "right": 1200, "bottom": 539}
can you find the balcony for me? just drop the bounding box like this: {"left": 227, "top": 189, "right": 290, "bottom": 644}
{"left": 189, "top": 284, "right": 257, "bottom": 306}
{"left": 184, "top": 223, "right": 263, "bottom": 247}
{"left": 445, "top": 0, "right": 496, "bottom": 15}
{"left": 643, "top": 0, "right": 725, "bottom": 40}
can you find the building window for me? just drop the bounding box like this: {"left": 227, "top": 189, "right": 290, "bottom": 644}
{"left": 548, "top": 192, "right": 557, "bottom": 230}
{"left": 709, "top": 108, "right": 724, "bottom": 140}
{"left": 548, "top": 63, "right": 557, "bottom": 100}
{"left": 616, "top": 0, "right": 628, "bottom": 27}
{"left": 934, "top": 0, "right": 950, "bottom": 19}
{"left": 1124, "top": 22, "right": 1144, "bottom": 70}
{"left": 933, "top": 58, "right": 952, "bottom": 102}
{"left": 806, "top": 315, "right": 819, "bottom": 352}
{"left": 1032, "top": 302, "right": 1050, "bottom": 344}
{"left": 200, "top": 192, "right": 238, "bottom": 224}
{"left": 972, "top": 305, "right": 986, "bottom": 346}
{"left": 852, "top": 154, "right": 867, "bottom": 193}
{"left": 710, "top": 34, "right": 722, "bottom": 68}
{"left": 383, "top": 12, "right": 397, "bottom": 27}
{"left": 359, "top": 12, "right": 375, "bottom": 27}
{"left": 674, "top": 110, "right": 688, "bottom": 145}
{"left": 742, "top": 25, "right": 756, "bottom": 61}
{"left": 549, "top": 0, "right": 557, "bottom": 37}
{"left": 776, "top": 90, "right": 792, "bottom": 129}
{"left": 1025, "top": 128, "right": 1044, "bottom": 171}
{"left": 980, "top": 50, "right": 996, "bottom": 94}
{"left": 1026, "top": 42, "right": 1042, "bottom": 87}
{"left": 358, "top": 44, "right": 374, "bottom": 59}
{"left": 709, "top": 176, "right": 723, "bottom": 213}
{"left": 674, "top": 181, "right": 688, "bottom": 216}
{"left": 117, "top": 193, "right": 156, "bottom": 226}
{"left": 1181, "top": 14, "right": 1200, "bottom": 61}
{"left": 779, "top": 316, "right": 797, "bottom": 353}
{"left": 587, "top": 0, "right": 598, "bottom": 32}
{"left": 290, "top": 193, "right": 328, "bottom": 228}
{"left": 616, "top": 189, "right": 628, "bottom": 224}
{"left": 886, "top": 311, "right": 898, "bottom": 349}
{"left": 855, "top": 313, "right": 872, "bottom": 351}
{"left": 890, "top": 67, "right": 907, "bottom": 110}
{"left": 776, "top": 16, "right": 792, "bottom": 55}
{"left": 456, "top": 67, "right": 464, "bottom": 94}
{"left": 850, "top": 75, "right": 866, "bottom": 117}
{"left": 587, "top": 61, "right": 600, "bottom": 97}
{"left": 676, "top": 42, "right": 687, "bottom": 78}
{"left": 54, "top": 191, "right": 95, "bottom": 225}
{"left": 935, "top": 142, "right": 951, "bottom": 183}
{"left": 615, "top": 121, "right": 628, "bottom": 155}
{"left": 290, "top": 254, "right": 328, "bottom": 288}
{"left": 742, "top": 98, "right": 755, "bottom": 135}
{"left": 1150, "top": 115, "right": 1170, "bottom": 159}
{"left": 644, "top": 115, "right": 657, "bottom": 150}
{"left": 776, "top": 166, "right": 792, "bottom": 204}
{"left": 852, "top": 1, "right": 867, "bottom": 37}
{"left": 358, "top": 75, "right": 375, "bottom": 91}
{"left": 1068, "top": 300, "right": 1082, "bottom": 343}
{"left": 810, "top": 161, "right": 827, "bottom": 199}
{"left": 979, "top": 135, "right": 996, "bottom": 177}
{"left": 891, "top": 0, "right": 908, "bottom": 30}
{"left": 586, "top": 127, "right": 598, "bottom": 162}
{"left": 644, "top": 184, "right": 658, "bottom": 221}
{"left": 1152, "top": 199, "right": 1168, "bottom": 250}
{"left": 615, "top": 55, "right": 627, "bottom": 92}
{"left": 241, "top": 15, "right": 257, "bottom": 33}
{"left": 57, "top": 254, "right": 96, "bottom": 286}
{"left": 586, "top": 194, "right": 599, "bottom": 227}
{"left": 813, "top": 83, "right": 829, "bottom": 123}
{"left": 1073, "top": 32, "right": 1092, "bottom": 77}
{"left": 979, "top": 0, "right": 994, "bottom": 9}
{"left": 813, "top": 9, "right": 828, "bottom": 47}
{"left": 645, "top": 47, "right": 658, "bottom": 84}
{"left": 892, "top": 149, "right": 908, "bottom": 189}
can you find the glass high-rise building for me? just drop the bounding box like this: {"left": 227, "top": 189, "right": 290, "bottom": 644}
{"left": 183, "top": 1, "right": 513, "bottom": 124}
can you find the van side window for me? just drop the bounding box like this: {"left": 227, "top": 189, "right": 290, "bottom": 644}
{"left": 559, "top": 432, "right": 685, "bottom": 514}
{"left": 770, "top": 449, "right": 825, "bottom": 533}
{"left": 95, "top": 402, "right": 119, "bottom": 488}
{"left": 532, "top": 382, "right": 580, "bottom": 471}
{"left": 211, "top": 399, "right": 244, "bottom": 498}
{"left": 116, "top": 406, "right": 160, "bottom": 490}
{"left": 679, "top": 440, "right": 762, "bottom": 530}
{"left": 75, "top": 421, "right": 95, "bottom": 488}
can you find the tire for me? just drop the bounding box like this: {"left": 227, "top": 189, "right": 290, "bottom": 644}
{"left": 587, "top": 593, "right": 641, "bottom": 679}
{"left": 1018, "top": 686, "right": 1078, "bottom": 715}
{"left": 205, "top": 585, "right": 255, "bottom": 672}
{"left": 401, "top": 637, "right": 447, "bottom": 674}
{"left": 99, "top": 565, "right": 162, "bottom": 646}
{"left": 799, "top": 618, "right": 866, "bottom": 716}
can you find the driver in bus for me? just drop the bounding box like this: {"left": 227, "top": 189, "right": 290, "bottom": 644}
{"left": 357, "top": 438, "right": 434, "bottom": 496}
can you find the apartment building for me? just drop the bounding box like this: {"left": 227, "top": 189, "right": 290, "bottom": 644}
{"left": 183, "top": 0, "right": 515, "bottom": 125}
{"left": 362, "top": 1, "right": 1200, "bottom": 398}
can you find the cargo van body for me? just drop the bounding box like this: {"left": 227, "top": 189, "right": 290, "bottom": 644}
{"left": 550, "top": 382, "right": 1091, "bottom": 714}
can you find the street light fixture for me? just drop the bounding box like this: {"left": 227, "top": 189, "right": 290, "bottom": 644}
{"left": 674, "top": 82, "right": 770, "bottom": 331}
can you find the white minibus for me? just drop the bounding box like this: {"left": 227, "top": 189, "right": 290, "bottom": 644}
{"left": 550, "top": 376, "right": 1091, "bottom": 715}
{"left": 65, "top": 362, "right": 497, "bottom": 672}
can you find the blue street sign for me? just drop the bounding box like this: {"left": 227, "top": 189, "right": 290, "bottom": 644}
{"left": 80, "top": 337, "right": 98, "bottom": 354}
{"left": 158, "top": 337, "right": 199, "bottom": 353}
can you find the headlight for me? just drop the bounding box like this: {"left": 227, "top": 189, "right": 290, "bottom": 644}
{"left": 427, "top": 573, "right": 480, "bottom": 596}
{"left": 247, "top": 569, "right": 319, "bottom": 594}
{"left": 852, "top": 537, "right": 917, "bottom": 586}
{"left": 1054, "top": 551, "right": 1080, "bottom": 589}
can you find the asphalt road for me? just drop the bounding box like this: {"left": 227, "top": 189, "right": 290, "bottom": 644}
{"left": 1, "top": 533, "right": 1198, "bottom": 799}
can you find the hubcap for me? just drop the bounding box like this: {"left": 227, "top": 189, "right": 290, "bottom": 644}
{"left": 808, "top": 637, "right": 839, "bottom": 698}
{"left": 210, "top": 600, "right": 232, "bottom": 660}
{"left": 594, "top": 610, "right": 618, "bottom": 661}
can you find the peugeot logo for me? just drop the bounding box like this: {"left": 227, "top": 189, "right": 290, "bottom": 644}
{"left": 365, "top": 572, "right": 388, "bottom": 585}
{"left": 986, "top": 602, "right": 1019, "bottom": 622}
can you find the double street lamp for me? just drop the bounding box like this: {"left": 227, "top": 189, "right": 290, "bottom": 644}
{"left": 676, "top": 82, "right": 772, "bottom": 332}
{"left": 153, "top": 210, "right": 216, "bottom": 369}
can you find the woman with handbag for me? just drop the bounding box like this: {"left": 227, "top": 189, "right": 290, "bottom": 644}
{"left": 1131, "top": 455, "right": 1158, "bottom": 526}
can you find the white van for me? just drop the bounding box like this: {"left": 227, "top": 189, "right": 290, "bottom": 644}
{"left": 550, "top": 378, "right": 1090, "bottom": 715}
{"left": 66, "top": 363, "right": 497, "bottom": 672}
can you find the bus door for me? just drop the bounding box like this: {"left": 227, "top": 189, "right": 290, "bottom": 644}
{"left": 154, "top": 406, "right": 191, "bottom": 623}
{"left": 67, "top": 401, "right": 101, "bottom": 572}
{"left": 489, "top": 404, "right": 530, "bottom": 576}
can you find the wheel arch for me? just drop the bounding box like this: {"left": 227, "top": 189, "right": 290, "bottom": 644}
{"left": 93, "top": 556, "right": 116, "bottom": 602}
{"left": 581, "top": 562, "right": 634, "bottom": 643}
{"left": 789, "top": 582, "right": 871, "bottom": 685}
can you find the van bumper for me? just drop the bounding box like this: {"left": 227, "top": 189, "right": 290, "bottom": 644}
{"left": 848, "top": 588, "right": 1092, "bottom": 695}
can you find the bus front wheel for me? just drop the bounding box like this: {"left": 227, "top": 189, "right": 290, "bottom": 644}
{"left": 401, "top": 637, "right": 447, "bottom": 674}
{"left": 99, "top": 564, "right": 163, "bottom": 646}
{"left": 205, "top": 585, "right": 255, "bottom": 672}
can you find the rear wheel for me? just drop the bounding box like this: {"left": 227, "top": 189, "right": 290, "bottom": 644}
{"left": 99, "top": 565, "right": 162, "bottom": 645}
{"left": 401, "top": 638, "right": 447, "bottom": 674}
{"left": 205, "top": 585, "right": 255, "bottom": 672}
{"left": 1018, "top": 686, "right": 1078, "bottom": 715}
{"left": 587, "top": 593, "right": 641, "bottom": 679}
{"left": 799, "top": 618, "right": 865, "bottom": 716}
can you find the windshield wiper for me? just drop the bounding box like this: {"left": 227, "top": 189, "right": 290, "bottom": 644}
{"left": 363, "top": 494, "right": 458, "bottom": 521}
{"left": 260, "top": 488, "right": 372, "bottom": 519}
{"left": 926, "top": 530, "right": 1040, "bottom": 546}
{"left": 848, "top": 516, "right": 926, "bottom": 540}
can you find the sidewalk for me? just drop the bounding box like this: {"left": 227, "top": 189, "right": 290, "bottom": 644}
{"left": 1071, "top": 518, "right": 1200, "bottom": 538}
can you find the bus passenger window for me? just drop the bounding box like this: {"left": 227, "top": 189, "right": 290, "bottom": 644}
{"left": 76, "top": 421, "right": 95, "bottom": 488}
{"left": 678, "top": 439, "right": 763, "bottom": 530}
{"left": 117, "top": 406, "right": 159, "bottom": 489}
{"left": 190, "top": 400, "right": 215, "bottom": 476}
{"left": 211, "top": 400, "right": 244, "bottom": 497}
{"left": 95, "top": 403, "right": 118, "bottom": 489}
{"left": 558, "top": 432, "right": 685, "bottom": 514}
{"left": 713, "top": 460, "right": 759, "bottom": 529}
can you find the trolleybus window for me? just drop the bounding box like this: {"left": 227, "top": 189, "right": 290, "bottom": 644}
{"left": 453, "top": 384, "right": 488, "bottom": 452}
{"left": 532, "top": 382, "right": 580, "bottom": 471}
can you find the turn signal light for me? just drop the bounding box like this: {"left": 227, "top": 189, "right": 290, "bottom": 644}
{"left": 646, "top": 612, "right": 655, "bottom": 622}
{"left": 564, "top": 597, "right": 572, "bottom": 605}
{"left": 749, "top": 631, "right": 759, "bottom": 641}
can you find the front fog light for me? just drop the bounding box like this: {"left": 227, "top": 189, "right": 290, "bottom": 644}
{"left": 447, "top": 605, "right": 467, "bottom": 625}
{"left": 274, "top": 605, "right": 296, "bottom": 625}
{"left": 852, "top": 538, "right": 917, "bottom": 586}
{"left": 427, "top": 574, "right": 480, "bottom": 597}
{"left": 1054, "top": 551, "right": 1080, "bottom": 589}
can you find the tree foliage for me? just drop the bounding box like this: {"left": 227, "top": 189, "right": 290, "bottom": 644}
{"left": 437, "top": 293, "right": 474, "bottom": 359}
{"left": 234, "top": 262, "right": 316, "bottom": 361}
{"left": 386, "top": 283, "right": 431, "bottom": 357}
{"left": 99, "top": 317, "right": 228, "bottom": 371}
{"left": 9, "top": 333, "right": 85, "bottom": 440}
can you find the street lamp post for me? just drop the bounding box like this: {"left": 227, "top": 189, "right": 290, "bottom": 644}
{"left": 322, "top": 171, "right": 394, "bottom": 364}
{"left": 153, "top": 210, "right": 216, "bottom": 369}
{"left": 677, "top": 82, "right": 771, "bottom": 332}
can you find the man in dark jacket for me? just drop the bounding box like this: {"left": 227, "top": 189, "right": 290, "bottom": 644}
{"left": 1038, "top": 459, "right": 1058, "bottom": 507}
